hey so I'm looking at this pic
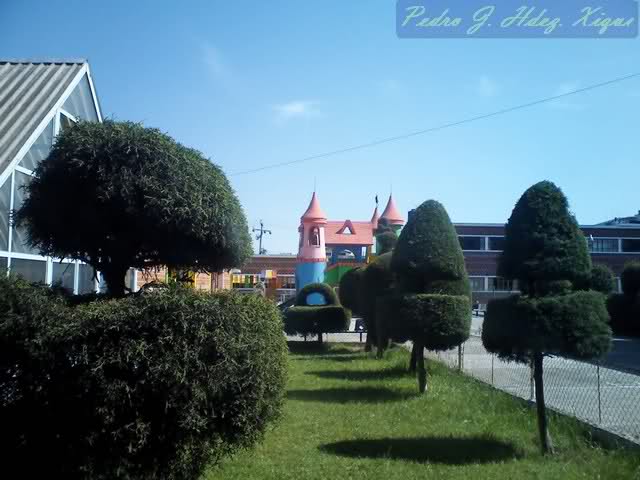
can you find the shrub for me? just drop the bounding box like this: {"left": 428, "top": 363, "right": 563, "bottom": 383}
{"left": 498, "top": 181, "right": 591, "bottom": 294}
{"left": 589, "top": 264, "right": 615, "bottom": 295}
{"left": 482, "top": 181, "right": 611, "bottom": 455}
{"left": 376, "top": 231, "right": 397, "bottom": 255}
{"left": 338, "top": 267, "right": 363, "bottom": 315}
{"left": 392, "top": 200, "right": 470, "bottom": 296}
{"left": 283, "top": 306, "right": 351, "bottom": 337}
{"left": 17, "top": 121, "right": 252, "bottom": 295}
{"left": 621, "top": 261, "right": 640, "bottom": 298}
{"left": 285, "top": 283, "right": 350, "bottom": 341}
{"left": 0, "top": 278, "right": 288, "bottom": 479}
{"left": 387, "top": 200, "right": 471, "bottom": 393}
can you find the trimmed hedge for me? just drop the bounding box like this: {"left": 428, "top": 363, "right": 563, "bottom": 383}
{"left": 362, "top": 252, "right": 394, "bottom": 347}
{"left": 295, "top": 282, "right": 339, "bottom": 306}
{"left": 285, "top": 283, "right": 350, "bottom": 337}
{"left": 376, "top": 231, "right": 397, "bottom": 255}
{"left": 0, "top": 277, "right": 288, "bottom": 480}
{"left": 283, "top": 306, "right": 351, "bottom": 336}
{"left": 389, "top": 293, "right": 471, "bottom": 351}
{"left": 483, "top": 291, "right": 612, "bottom": 363}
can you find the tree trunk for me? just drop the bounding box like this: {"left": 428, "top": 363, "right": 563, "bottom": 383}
{"left": 317, "top": 332, "right": 323, "bottom": 345}
{"left": 409, "top": 342, "right": 417, "bottom": 373}
{"left": 533, "top": 351, "right": 554, "bottom": 455}
{"left": 364, "top": 319, "right": 374, "bottom": 352}
{"left": 101, "top": 264, "right": 128, "bottom": 297}
{"left": 415, "top": 339, "right": 427, "bottom": 394}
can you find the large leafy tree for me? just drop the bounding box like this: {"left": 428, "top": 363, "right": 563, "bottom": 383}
{"left": 482, "top": 181, "right": 611, "bottom": 455}
{"left": 17, "top": 121, "right": 252, "bottom": 296}
{"left": 385, "top": 200, "right": 471, "bottom": 393}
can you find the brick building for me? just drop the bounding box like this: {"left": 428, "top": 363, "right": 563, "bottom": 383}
{"left": 456, "top": 217, "right": 640, "bottom": 305}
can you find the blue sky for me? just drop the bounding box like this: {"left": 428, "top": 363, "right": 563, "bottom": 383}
{"left": 2, "top": 0, "right": 639, "bottom": 254}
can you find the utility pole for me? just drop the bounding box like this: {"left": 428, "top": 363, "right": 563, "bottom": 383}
{"left": 253, "top": 220, "right": 272, "bottom": 255}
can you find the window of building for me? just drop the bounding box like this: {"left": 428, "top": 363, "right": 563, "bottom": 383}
{"left": 489, "top": 277, "right": 518, "bottom": 292}
{"left": 52, "top": 262, "right": 76, "bottom": 293}
{"left": 299, "top": 226, "right": 304, "bottom": 247}
{"left": 62, "top": 75, "right": 99, "bottom": 122}
{"left": 11, "top": 258, "right": 47, "bottom": 284}
{"left": 589, "top": 238, "right": 619, "bottom": 253}
{"left": 0, "top": 178, "right": 10, "bottom": 251}
{"left": 326, "top": 249, "right": 333, "bottom": 259}
{"left": 78, "top": 264, "right": 97, "bottom": 294}
{"left": 309, "top": 227, "right": 320, "bottom": 247}
{"left": 19, "top": 118, "right": 54, "bottom": 171}
{"left": 487, "top": 236, "right": 505, "bottom": 251}
{"left": 459, "top": 236, "right": 484, "bottom": 251}
{"left": 621, "top": 239, "right": 640, "bottom": 253}
{"left": 59, "top": 112, "right": 76, "bottom": 132}
{"left": 11, "top": 172, "right": 38, "bottom": 255}
{"left": 469, "top": 277, "right": 485, "bottom": 292}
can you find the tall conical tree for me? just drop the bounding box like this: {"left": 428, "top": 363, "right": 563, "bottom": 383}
{"left": 385, "top": 200, "right": 471, "bottom": 393}
{"left": 483, "top": 181, "right": 611, "bottom": 455}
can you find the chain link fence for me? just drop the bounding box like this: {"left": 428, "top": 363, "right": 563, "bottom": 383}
{"left": 430, "top": 335, "right": 640, "bottom": 445}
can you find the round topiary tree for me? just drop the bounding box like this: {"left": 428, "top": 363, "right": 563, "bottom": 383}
{"left": 284, "top": 283, "right": 350, "bottom": 343}
{"left": 338, "top": 267, "right": 364, "bottom": 316}
{"left": 0, "top": 277, "right": 288, "bottom": 479}
{"left": 589, "top": 264, "right": 615, "bottom": 295}
{"left": 16, "top": 121, "right": 252, "bottom": 296}
{"left": 621, "top": 261, "right": 640, "bottom": 299}
{"left": 385, "top": 200, "right": 471, "bottom": 393}
{"left": 482, "top": 181, "right": 611, "bottom": 455}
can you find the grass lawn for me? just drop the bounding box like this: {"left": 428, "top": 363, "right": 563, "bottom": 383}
{"left": 207, "top": 343, "right": 640, "bottom": 480}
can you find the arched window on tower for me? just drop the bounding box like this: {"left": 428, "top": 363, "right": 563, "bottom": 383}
{"left": 309, "top": 226, "right": 320, "bottom": 247}
{"left": 299, "top": 226, "right": 304, "bottom": 248}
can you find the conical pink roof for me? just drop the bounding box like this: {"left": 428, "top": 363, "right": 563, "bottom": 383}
{"left": 370, "top": 206, "right": 380, "bottom": 230}
{"left": 380, "top": 195, "right": 404, "bottom": 225}
{"left": 301, "top": 192, "right": 327, "bottom": 223}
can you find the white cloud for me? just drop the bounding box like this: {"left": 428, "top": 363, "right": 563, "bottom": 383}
{"left": 272, "top": 100, "right": 321, "bottom": 121}
{"left": 478, "top": 75, "right": 498, "bottom": 97}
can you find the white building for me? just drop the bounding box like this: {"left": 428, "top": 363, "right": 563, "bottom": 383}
{"left": 0, "top": 60, "right": 104, "bottom": 292}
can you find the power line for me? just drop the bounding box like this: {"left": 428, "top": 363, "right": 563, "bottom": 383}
{"left": 252, "top": 220, "right": 272, "bottom": 255}
{"left": 230, "top": 72, "right": 640, "bottom": 177}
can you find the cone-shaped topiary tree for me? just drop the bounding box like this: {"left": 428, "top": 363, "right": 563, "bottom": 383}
{"left": 383, "top": 200, "right": 471, "bottom": 393}
{"left": 16, "top": 121, "right": 252, "bottom": 296}
{"left": 482, "top": 181, "right": 611, "bottom": 455}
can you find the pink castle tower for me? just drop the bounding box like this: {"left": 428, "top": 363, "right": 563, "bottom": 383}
{"left": 296, "top": 192, "right": 327, "bottom": 291}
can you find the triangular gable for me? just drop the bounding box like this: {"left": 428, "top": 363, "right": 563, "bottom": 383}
{"left": 337, "top": 220, "right": 356, "bottom": 235}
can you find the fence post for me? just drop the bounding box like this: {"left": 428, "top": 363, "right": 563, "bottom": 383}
{"left": 597, "top": 363, "right": 602, "bottom": 424}
{"left": 458, "top": 343, "right": 464, "bottom": 372}
{"left": 491, "top": 354, "right": 495, "bottom": 386}
{"left": 529, "top": 359, "right": 535, "bottom": 401}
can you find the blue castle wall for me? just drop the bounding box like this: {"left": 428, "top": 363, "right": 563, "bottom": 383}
{"left": 295, "top": 261, "right": 326, "bottom": 289}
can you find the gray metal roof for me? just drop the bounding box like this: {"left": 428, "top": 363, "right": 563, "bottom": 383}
{"left": 0, "top": 60, "right": 86, "bottom": 175}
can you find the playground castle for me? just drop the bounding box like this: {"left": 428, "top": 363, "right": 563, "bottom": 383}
{"left": 295, "top": 192, "right": 404, "bottom": 291}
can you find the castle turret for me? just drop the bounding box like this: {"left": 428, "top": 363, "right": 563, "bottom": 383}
{"left": 296, "top": 192, "right": 327, "bottom": 291}
{"left": 380, "top": 194, "right": 404, "bottom": 235}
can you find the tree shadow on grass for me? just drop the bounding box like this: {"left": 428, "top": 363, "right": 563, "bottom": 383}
{"left": 307, "top": 368, "right": 409, "bottom": 381}
{"left": 287, "top": 342, "right": 361, "bottom": 356}
{"left": 287, "top": 387, "right": 416, "bottom": 404}
{"left": 320, "top": 436, "right": 523, "bottom": 465}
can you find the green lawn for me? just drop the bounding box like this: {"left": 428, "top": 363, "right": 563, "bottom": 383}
{"left": 207, "top": 343, "right": 640, "bottom": 480}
